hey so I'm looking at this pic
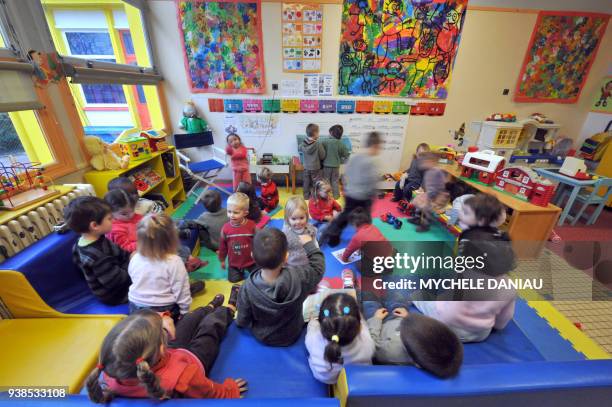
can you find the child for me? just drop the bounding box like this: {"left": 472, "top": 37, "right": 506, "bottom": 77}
{"left": 299, "top": 124, "right": 325, "bottom": 199}
{"left": 309, "top": 179, "right": 341, "bottom": 223}
{"left": 65, "top": 196, "right": 131, "bottom": 305}
{"left": 257, "top": 167, "right": 279, "bottom": 213}
{"left": 305, "top": 293, "right": 375, "bottom": 384}
{"left": 341, "top": 208, "right": 393, "bottom": 276}
{"left": 237, "top": 181, "right": 262, "bottom": 223}
{"left": 107, "top": 177, "right": 165, "bottom": 215}
{"left": 365, "top": 301, "right": 463, "bottom": 377}
{"left": 236, "top": 228, "right": 325, "bottom": 346}
{"left": 218, "top": 192, "right": 258, "bottom": 283}
{"left": 105, "top": 189, "right": 204, "bottom": 271}
{"left": 391, "top": 142, "right": 430, "bottom": 202}
{"left": 105, "top": 189, "right": 142, "bottom": 253}
{"left": 322, "top": 125, "right": 350, "bottom": 199}
{"left": 413, "top": 194, "right": 517, "bottom": 342}
{"left": 194, "top": 189, "right": 228, "bottom": 251}
{"left": 128, "top": 214, "right": 205, "bottom": 321}
{"left": 226, "top": 133, "right": 254, "bottom": 190}
{"left": 320, "top": 131, "right": 382, "bottom": 247}
{"left": 408, "top": 152, "right": 450, "bottom": 232}
{"left": 283, "top": 196, "right": 318, "bottom": 267}
{"left": 86, "top": 303, "right": 247, "bottom": 401}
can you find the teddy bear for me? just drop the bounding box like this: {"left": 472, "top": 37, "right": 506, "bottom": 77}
{"left": 84, "top": 136, "right": 129, "bottom": 171}
{"left": 178, "top": 101, "right": 208, "bottom": 133}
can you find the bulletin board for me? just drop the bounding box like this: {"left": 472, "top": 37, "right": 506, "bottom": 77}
{"left": 282, "top": 3, "right": 324, "bottom": 73}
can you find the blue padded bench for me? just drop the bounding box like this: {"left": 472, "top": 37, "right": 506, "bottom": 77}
{"left": 0, "top": 229, "right": 198, "bottom": 315}
{"left": 4, "top": 395, "right": 339, "bottom": 406}
{"left": 339, "top": 360, "right": 612, "bottom": 407}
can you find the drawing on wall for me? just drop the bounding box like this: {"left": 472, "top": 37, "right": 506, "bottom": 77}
{"left": 337, "top": 0, "right": 468, "bottom": 98}
{"left": 282, "top": 3, "right": 324, "bottom": 72}
{"left": 515, "top": 11, "right": 609, "bottom": 103}
{"left": 176, "top": 0, "right": 265, "bottom": 94}
{"left": 591, "top": 76, "right": 612, "bottom": 113}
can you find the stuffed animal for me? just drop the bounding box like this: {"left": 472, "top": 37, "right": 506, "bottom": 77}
{"left": 178, "top": 101, "right": 208, "bottom": 133}
{"left": 84, "top": 136, "right": 129, "bottom": 171}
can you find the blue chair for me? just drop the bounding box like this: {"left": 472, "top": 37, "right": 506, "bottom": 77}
{"left": 174, "top": 131, "right": 231, "bottom": 203}
{"left": 562, "top": 177, "right": 612, "bottom": 225}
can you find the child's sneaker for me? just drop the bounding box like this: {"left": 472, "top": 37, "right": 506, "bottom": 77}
{"left": 228, "top": 284, "right": 241, "bottom": 308}
{"left": 207, "top": 294, "right": 225, "bottom": 309}
{"left": 189, "top": 280, "right": 205, "bottom": 296}
{"left": 186, "top": 256, "right": 208, "bottom": 272}
{"left": 342, "top": 269, "right": 355, "bottom": 289}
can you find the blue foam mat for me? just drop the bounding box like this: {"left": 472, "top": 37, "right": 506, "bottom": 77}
{"left": 209, "top": 324, "right": 329, "bottom": 399}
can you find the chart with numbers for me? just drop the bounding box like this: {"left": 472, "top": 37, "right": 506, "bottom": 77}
{"left": 282, "top": 3, "right": 323, "bottom": 73}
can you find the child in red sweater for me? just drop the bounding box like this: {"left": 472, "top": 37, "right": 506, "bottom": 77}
{"left": 257, "top": 167, "right": 279, "bottom": 213}
{"left": 226, "top": 133, "right": 254, "bottom": 191}
{"left": 342, "top": 207, "right": 394, "bottom": 276}
{"left": 219, "top": 192, "right": 258, "bottom": 283}
{"left": 309, "top": 180, "right": 341, "bottom": 241}
{"left": 86, "top": 296, "right": 247, "bottom": 402}
{"left": 104, "top": 189, "right": 205, "bottom": 272}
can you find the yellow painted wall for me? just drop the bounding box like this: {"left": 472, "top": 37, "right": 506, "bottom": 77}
{"left": 149, "top": 2, "right": 612, "bottom": 172}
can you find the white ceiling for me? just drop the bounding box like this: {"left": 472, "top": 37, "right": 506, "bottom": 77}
{"left": 469, "top": 0, "right": 612, "bottom": 13}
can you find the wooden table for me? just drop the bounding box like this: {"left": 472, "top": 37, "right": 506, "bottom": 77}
{"left": 441, "top": 164, "right": 561, "bottom": 259}
{"left": 251, "top": 164, "right": 291, "bottom": 192}
{"left": 534, "top": 167, "right": 600, "bottom": 226}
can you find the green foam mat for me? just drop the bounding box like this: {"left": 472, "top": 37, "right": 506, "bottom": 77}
{"left": 190, "top": 246, "right": 229, "bottom": 281}
{"left": 373, "top": 218, "right": 455, "bottom": 242}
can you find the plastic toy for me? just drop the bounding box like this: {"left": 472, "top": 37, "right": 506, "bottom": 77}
{"left": 451, "top": 123, "right": 466, "bottom": 146}
{"left": 116, "top": 130, "right": 152, "bottom": 161}
{"left": 529, "top": 113, "right": 554, "bottom": 124}
{"left": 318, "top": 100, "right": 336, "bottom": 113}
{"left": 559, "top": 156, "right": 594, "bottom": 180}
{"left": 281, "top": 99, "right": 300, "bottom": 113}
{"left": 431, "top": 145, "right": 457, "bottom": 161}
{"left": 337, "top": 100, "right": 355, "bottom": 113}
{"left": 373, "top": 100, "right": 392, "bottom": 114}
{"left": 460, "top": 150, "right": 506, "bottom": 185}
{"left": 300, "top": 100, "right": 319, "bottom": 113}
{"left": 208, "top": 98, "right": 224, "bottom": 113}
{"left": 263, "top": 99, "right": 281, "bottom": 113}
{"left": 356, "top": 100, "right": 374, "bottom": 113}
{"left": 486, "top": 113, "right": 516, "bottom": 122}
{"left": 140, "top": 129, "right": 168, "bottom": 152}
{"left": 244, "top": 99, "right": 263, "bottom": 113}
{"left": 179, "top": 101, "right": 208, "bottom": 132}
{"left": 494, "top": 166, "right": 554, "bottom": 206}
{"left": 224, "top": 99, "right": 244, "bottom": 113}
{"left": 85, "top": 136, "right": 129, "bottom": 170}
{"left": 0, "top": 160, "right": 58, "bottom": 210}
{"left": 397, "top": 199, "right": 415, "bottom": 216}
{"left": 476, "top": 120, "right": 523, "bottom": 161}
{"left": 392, "top": 101, "right": 410, "bottom": 114}
{"left": 380, "top": 212, "right": 402, "bottom": 229}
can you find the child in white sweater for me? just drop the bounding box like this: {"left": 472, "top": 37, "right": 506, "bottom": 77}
{"left": 283, "top": 196, "right": 318, "bottom": 267}
{"left": 305, "top": 293, "right": 375, "bottom": 384}
{"left": 128, "top": 214, "right": 204, "bottom": 321}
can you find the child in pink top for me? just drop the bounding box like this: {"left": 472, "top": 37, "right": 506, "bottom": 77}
{"left": 104, "top": 189, "right": 142, "bottom": 252}
{"left": 225, "top": 133, "right": 254, "bottom": 191}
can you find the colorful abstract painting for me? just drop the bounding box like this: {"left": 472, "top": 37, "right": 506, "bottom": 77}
{"left": 338, "top": 0, "right": 468, "bottom": 98}
{"left": 515, "top": 11, "right": 609, "bottom": 103}
{"left": 176, "top": 0, "right": 265, "bottom": 94}
{"left": 282, "top": 3, "right": 324, "bottom": 72}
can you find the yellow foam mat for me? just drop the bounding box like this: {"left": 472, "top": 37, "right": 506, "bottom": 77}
{"left": 0, "top": 317, "right": 121, "bottom": 393}
{"left": 190, "top": 279, "right": 237, "bottom": 310}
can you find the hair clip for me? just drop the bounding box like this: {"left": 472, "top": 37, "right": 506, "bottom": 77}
{"left": 96, "top": 363, "right": 104, "bottom": 370}
{"left": 135, "top": 357, "right": 145, "bottom": 365}
{"left": 322, "top": 309, "right": 330, "bottom": 317}
{"left": 331, "top": 335, "right": 340, "bottom": 343}
{"left": 343, "top": 306, "right": 350, "bottom": 315}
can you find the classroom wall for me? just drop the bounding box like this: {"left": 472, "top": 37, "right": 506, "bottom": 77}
{"left": 148, "top": 1, "right": 612, "bottom": 174}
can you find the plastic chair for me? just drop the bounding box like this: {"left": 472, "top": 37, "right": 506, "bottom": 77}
{"left": 174, "top": 131, "right": 231, "bottom": 203}
{"left": 562, "top": 177, "right": 612, "bottom": 225}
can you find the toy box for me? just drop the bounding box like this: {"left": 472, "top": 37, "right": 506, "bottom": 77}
{"left": 373, "top": 101, "right": 392, "bottom": 114}
{"left": 318, "top": 100, "right": 336, "bottom": 113}
{"left": 243, "top": 99, "right": 263, "bottom": 113}
{"left": 356, "top": 100, "right": 374, "bottom": 113}
{"left": 224, "top": 99, "right": 243, "bottom": 113}
{"left": 337, "top": 100, "right": 355, "bottom": 114}
{"left": 281, "top": 99, "right": 300, "bottom": 113}
{"left": 141, "top": 129, "right": 168, "bottom": 152}
{"left": 118, "top": 136, "right": 151, "bottom": 161}
{"left": 460, "top": 150, "right": 505, "bottom": 185}
{"left": 300, "top": 100, "right": 319, "bottom": 113}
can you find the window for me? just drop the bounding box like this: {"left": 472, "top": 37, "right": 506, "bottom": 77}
{"left": 0, "top": 111, "right": 54, "bottom": 168}
{"left": 41, "top": 1, "right": 164, "bottom": 135}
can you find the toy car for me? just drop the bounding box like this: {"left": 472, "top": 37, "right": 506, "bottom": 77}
{"left": 432, "top": 146, "right": 457, "bottom": 161}
{"left": 380, "top": 212, "right": 402, "bottom": 229}
{"left": 397, "top": 200, "right": 415, "bottom": 216}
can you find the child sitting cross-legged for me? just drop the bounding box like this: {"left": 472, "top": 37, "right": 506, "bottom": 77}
{"left": 193, "top": 189, "right": 229, "bottom": 251}
{"left": 65, "top": 196, "right": 131, "bottom": 305}
{"left": 283, "top": 196, "right": 319, "bottom": 267}
{"left": 236, "top": 227, "right": 325, "bottom": 346}
{"left": 306, "top": 293, "right": 375, "bottom": 384}
{"left": 413, "top": 194, "right": 517, "bottom": 342}
{"left": 257, "top": 167, "right": 279, "bottom": 213}
{"left": 105, "top": 189, "right": 205, "bottom": 272}
{"left": 218, "top": 192, "right": 258, "bottom": 283}
{"left": 128, "top": 213, "right": 205, "bottom": 322}
{"left": 363, "top": 289, "right": 463, "bottom": 377}
{"left": 86, "top": 295, "right": 247, "bottom": 402}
